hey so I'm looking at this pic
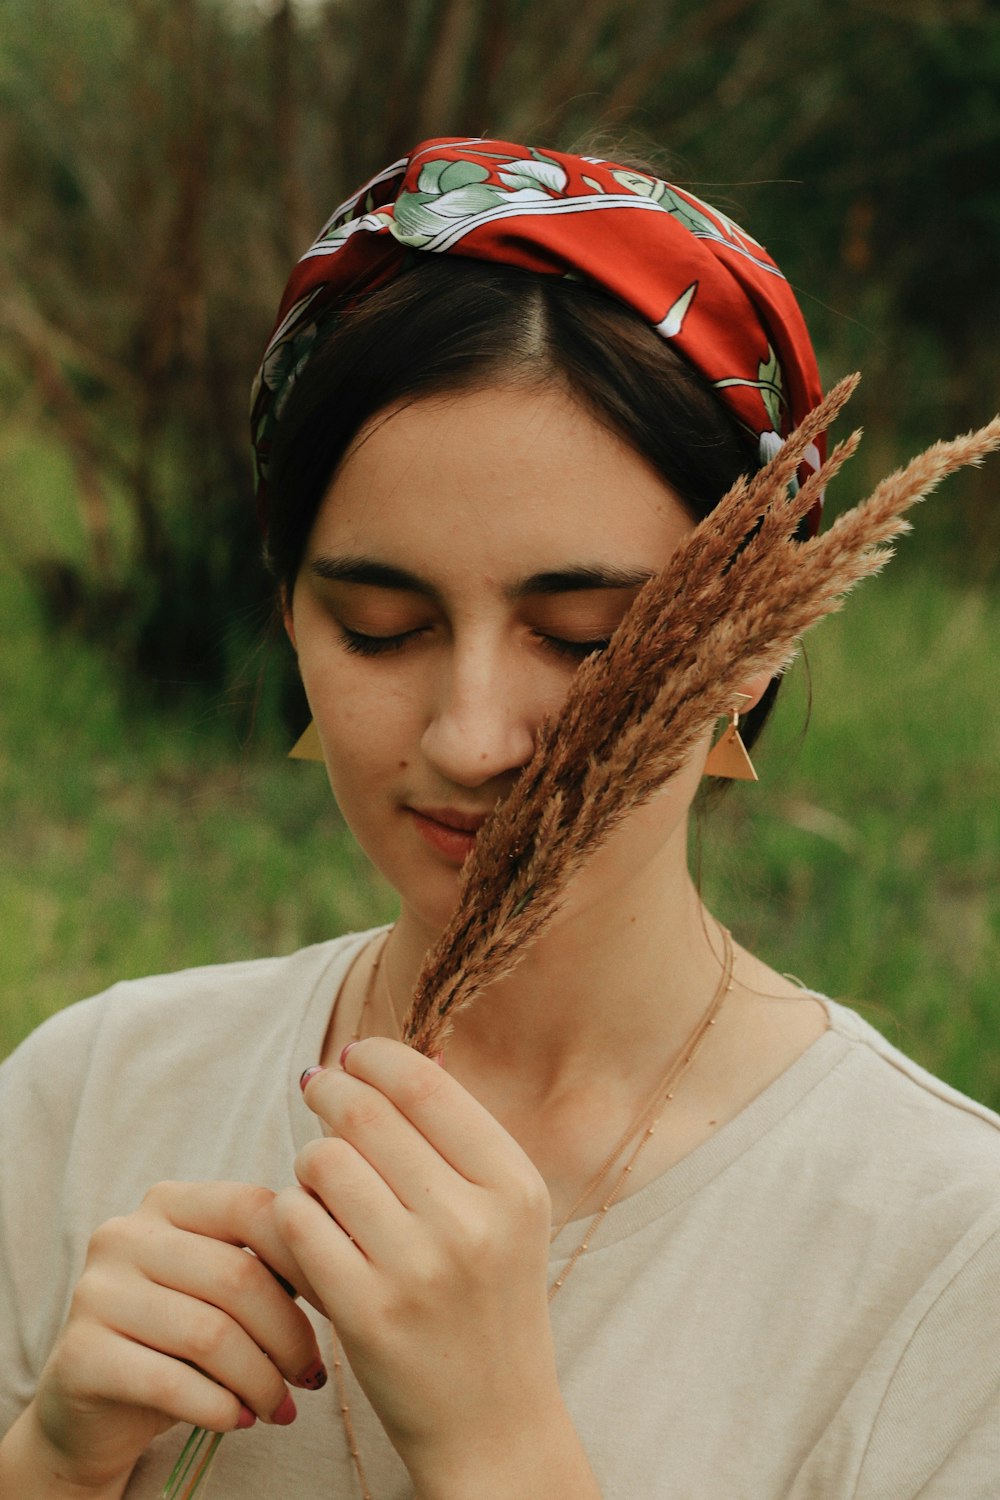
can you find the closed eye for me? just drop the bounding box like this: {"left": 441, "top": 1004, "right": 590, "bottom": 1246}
{"left": 338, "top": 626, "right": 428, "bottom": 657}
{"left": 337, "top": 625, "right": 612, "bottom": 662}
{"left": 539, "top": 633, "right": 611, "bottom": 661}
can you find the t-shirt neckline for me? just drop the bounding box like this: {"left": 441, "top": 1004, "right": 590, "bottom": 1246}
{"left": 283, "top": 931, "right": 852, "bottom": 1257}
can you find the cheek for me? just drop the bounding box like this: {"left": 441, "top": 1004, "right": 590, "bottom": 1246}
{"left": 317, "top": 696, "right": 402, "bottom": 782}
{"left": 300, "top": 656, "right": 433, "bottom": 878}
{"left": 300, "top": 633, "right": 399, "bottom": 741}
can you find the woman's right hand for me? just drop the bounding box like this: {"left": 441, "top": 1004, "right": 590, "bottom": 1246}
{"left": 1, "top": 1181, "right": 326, "bottom": 1497}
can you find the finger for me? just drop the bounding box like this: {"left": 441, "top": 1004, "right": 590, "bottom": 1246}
{"left": 60, "top": 1318, "right": 264, "bottom": 1435}
{"left": 293, "top": 1133, "right": 412, "bottom": 1256}
{"left": 139, "top": 1180, "right": 324, "bottom": 1312}
{"left": 304, "top": 1040, "right": 534, "bottom": 1189}
{"left": 300, "top": 1070, "right": 457, "bottom": 1214}
{"left": 115, "top": 1220, "right": 325, "bottom": 1390}
{"left": 81, "top": 1266, "right": 298, "bottom": 1424}
{"left": 273, "top": 1184, "right": 369, "bottom": 1316}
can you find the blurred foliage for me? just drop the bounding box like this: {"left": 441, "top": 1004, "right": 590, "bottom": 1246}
{"left": 4, "top": 537, "right": 998, "bottom": 1108}
{"left": 1, "top": 0, "right": 998, "bottom": 713}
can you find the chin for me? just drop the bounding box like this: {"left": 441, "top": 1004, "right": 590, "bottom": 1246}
{"left": 353, "top": 837, "right": 464, "bottom": 934}
{"left": 400, "top": 867, "right": 467, "bottom": 934}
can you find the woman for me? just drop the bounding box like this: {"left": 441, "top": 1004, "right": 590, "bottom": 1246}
{"left": 1, "top": 138, "right": 998, "bottom": 1499}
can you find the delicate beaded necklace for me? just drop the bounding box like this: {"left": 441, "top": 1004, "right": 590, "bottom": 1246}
{"left": 331, "top": 925, "right": 735, "bottom": 1498}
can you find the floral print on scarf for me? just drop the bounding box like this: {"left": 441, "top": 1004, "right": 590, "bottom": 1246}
{"left": 252, "top": 138, "right": 824, "bottom": 529}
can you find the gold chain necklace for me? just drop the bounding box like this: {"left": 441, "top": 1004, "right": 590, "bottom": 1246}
{"left": 548, "top": 927, "right": 733, "bottom": 1294}
{"left": 549, "top": 929, "right": 734, "bottom": 1240}
{"left": 330, "top": 925, "right": 734, "bottom": 1498}
{"left": 328, "top": 932, "right": 396, "bottom": 1499}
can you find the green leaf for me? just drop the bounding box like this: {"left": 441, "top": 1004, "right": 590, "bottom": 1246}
{"left": 431, "top": 183, "right": 503, "bottom": 218}
{"left": 612, "top": 168, "right": 667, "bottom": 202}
{"left": 417, "top": 159, "right": 451, "bottom": 194}
{"left": 437, "top": 159, "right": 491, "bottom": 193}
{"left": 392, "top": 191, "right": 444, "bottom": 245}
{"left": 758, "top": 344, "right": 784, "bottom": 430}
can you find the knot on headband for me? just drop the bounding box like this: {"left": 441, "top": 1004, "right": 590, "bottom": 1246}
{"left": 251, "top": 137, "right": 824, "bottom": 530}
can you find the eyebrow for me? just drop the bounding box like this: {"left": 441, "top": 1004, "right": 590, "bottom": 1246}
{"left": 309, "top": 556, "right": 656, "bottom": 601}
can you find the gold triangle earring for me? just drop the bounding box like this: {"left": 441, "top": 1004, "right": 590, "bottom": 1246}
{"left": 288, "top": 720, "right": 325, "bottom": 762}
{"left": 703, "top": 696, "right": 759, "bottom": 782}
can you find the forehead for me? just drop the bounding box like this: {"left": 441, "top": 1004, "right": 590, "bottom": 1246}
{"left": 308, "top": 383, "right": 694, "bottom": 576}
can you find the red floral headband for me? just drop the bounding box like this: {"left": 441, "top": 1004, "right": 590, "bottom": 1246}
{"left": 251, "top": 137, "right": 825, "bottom": 530}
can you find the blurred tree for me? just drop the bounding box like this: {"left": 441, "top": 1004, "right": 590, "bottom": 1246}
{"left": 0, "top": 0, "right": 996, "bottom": 710}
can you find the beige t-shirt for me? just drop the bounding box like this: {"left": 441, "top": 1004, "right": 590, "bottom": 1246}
{"left": 2, "top": 930, "right": 999, "bottom": 1498}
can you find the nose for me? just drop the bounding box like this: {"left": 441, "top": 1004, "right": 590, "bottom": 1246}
{"left": 420, "top": 642, "right": 538, "bottom": 789}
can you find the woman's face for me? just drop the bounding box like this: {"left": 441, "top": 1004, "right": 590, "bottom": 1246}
{"left": 287, "top": 382, "right": 719, "bottom": 935}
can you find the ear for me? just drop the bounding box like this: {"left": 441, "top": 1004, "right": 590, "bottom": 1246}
{"left": 280, "top": 586, "right": 297, "bottom": 652}
{"left": 732, "top": 670, "right": 772, "bottom": 715}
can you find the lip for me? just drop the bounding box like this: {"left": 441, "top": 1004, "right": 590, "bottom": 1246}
{"left": 407, "top": 805, "right": 491, "bottom": 863}
{"left": 412, "top": 806, "right": 491, "bottom": 833}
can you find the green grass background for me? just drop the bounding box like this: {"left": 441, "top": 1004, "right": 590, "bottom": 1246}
{"left": 2, "top": 488, "right": 998, "bottom": 1107}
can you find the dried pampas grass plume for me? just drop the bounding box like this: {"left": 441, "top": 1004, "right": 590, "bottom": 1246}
{"left": 402, "top": 379, "right": 1000, "bottom": 1054}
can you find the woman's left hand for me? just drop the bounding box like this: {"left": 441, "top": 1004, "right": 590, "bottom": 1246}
{"left": 273, "top": 1038, "right": 592, "bottom": 1498}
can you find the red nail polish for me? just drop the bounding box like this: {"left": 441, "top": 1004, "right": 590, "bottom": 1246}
{"left": 297, "top": 1358, "right": 328, "bottom": 1391}
{"left": 339, "top": 1040, "right": 359, "bottom": 1070}
{"left": 271, "top": 1391, "right": 297, "bottom": 1425}
{"left": 236, "top": 1405, "right": 257, "bottom": 1429}
{"left": 299, "top": 1065, "right": 325, "bottom": 1092}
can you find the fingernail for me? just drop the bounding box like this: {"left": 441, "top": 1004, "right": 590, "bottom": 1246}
{"left": 236, "top": 1404, "right": 257, "bottom": 1429}
{"left": 299, "top": 1065, "right": 325, "bottom": 1092}
{"left": 297, "top": 1358, "right": 328, "bottom": 1391}
{"left": 339, "top": 1040, "right": 359, "bottom": 1070}
{"left": 271, "top": 1391, "right": 297, "bottom": 1425}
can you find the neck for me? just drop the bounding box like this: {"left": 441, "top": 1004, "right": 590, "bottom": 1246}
{"left": 387, "top": 828, "right": 727, "bottom": 1101}
{"left": 364, "top": 821, "right": 828, "bottom": 1225}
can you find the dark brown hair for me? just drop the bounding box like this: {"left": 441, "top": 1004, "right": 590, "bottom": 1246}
{"left": 267, "top": 256, "right": 780, "bottom": 748}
